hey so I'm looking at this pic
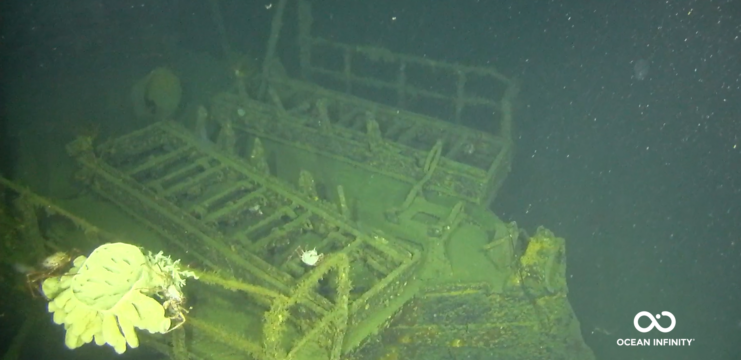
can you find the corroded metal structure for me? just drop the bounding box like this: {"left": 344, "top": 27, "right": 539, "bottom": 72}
{"left": 2, "top": 174, "right": 593, "bottom": 360}
{"left": 54, "top": 0, "right": 594, "bottom": 360}
{"left": 207, "top": 0, "right": 517, "bottom": 213}
{"left": 0, "top": 177, "right": 108, "bottom": 269}
{"left": 66, "top": 121, "right": 421, "bottom": 359}
{"left": 352, "top": 227, "right": 593, "bottom": 360}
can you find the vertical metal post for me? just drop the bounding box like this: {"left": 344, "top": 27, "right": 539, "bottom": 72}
{"left": 297, "top": 0, "right": 314, "bottom": 80}
{"left": 209, "top": 0, "right": 232, "bottom": 59}
{"left": 258, "top": 0, "right": 289, "bottom": 99}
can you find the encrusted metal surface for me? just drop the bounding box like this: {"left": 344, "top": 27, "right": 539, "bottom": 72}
{"left": 211, "top": 82, "right": 512, "bottom": 208}
{"left": 347, "top": 228, "right": 595, "bottom": 360}
{"left": 348, "top": 283, "right": 595, "bottom": 360}
{"left": 67, "top": 121, "right": 421, "bottom": 359}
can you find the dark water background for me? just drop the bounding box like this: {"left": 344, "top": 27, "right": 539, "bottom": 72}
{"left": 1, "top": 0, "right": 740, "bottom": 359}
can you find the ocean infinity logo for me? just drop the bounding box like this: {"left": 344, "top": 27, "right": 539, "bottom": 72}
{"left": 617, "top": 311, "right": 693, "bottom": 346}
{"left": 634, "top": 311, "right": 676, "bottom": 333}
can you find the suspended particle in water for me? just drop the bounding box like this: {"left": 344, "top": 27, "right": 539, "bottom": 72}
{"left": 634, "top": 59, "right": 650, "bottom": 80}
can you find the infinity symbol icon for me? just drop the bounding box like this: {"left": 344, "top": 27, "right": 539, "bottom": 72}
{"left": 634, "top": 311, "right": 676, "bottom": 333}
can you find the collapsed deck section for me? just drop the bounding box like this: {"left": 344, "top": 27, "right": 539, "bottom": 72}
{"left": 347, "top": 227, "right": 596, "bottom": 360}
{"left": 212, "top": 0, "right": 517, "bottom": 209}
{"left": 66, "top": 121, "right": 421, "bottom": 358}
{"left": 211, "top": 81, "right": 512, "bottom": 209}
{"left": 348, "top": 283, "right": 595, "bottom": 360}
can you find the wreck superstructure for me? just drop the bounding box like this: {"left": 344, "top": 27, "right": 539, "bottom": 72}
{"left": 0, "top": 1, "right": 595, "bottom": 360}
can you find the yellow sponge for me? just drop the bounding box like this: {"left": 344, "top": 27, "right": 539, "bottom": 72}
{"left": 42, "top": 243, "right": 190, "bottom": 354}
